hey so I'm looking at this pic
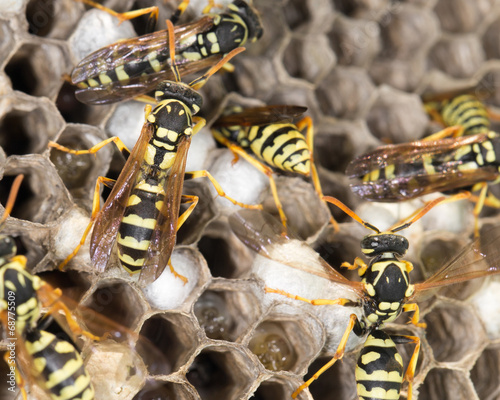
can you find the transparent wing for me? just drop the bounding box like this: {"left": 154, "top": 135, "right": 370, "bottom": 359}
{"left": 139, "top": 136, "right": 191, "bottom": 285}
{"left": 213, "top": 105, "right": 308, "bottom": 127}
{"left": 229, "top": 209, "right": 366, "bottom": 295}
{"left": 90, "top": 123, "right": 153, "bottom": 272}
{"left": 412, "top": 227, "right": 500, "bottom": 297}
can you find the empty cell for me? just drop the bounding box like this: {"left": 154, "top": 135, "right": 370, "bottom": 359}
{"left": 419, "top": 368, "right": 478, "bottom": 400}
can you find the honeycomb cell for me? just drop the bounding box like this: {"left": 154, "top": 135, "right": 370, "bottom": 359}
{"left": 0, "top": 21, "right": 14, "bottom": 65}
{"left": 419, "top": 368, "right": 478, "bottom": 400}
{"left": 429, "top": 35, "right": 485, "bottom": 79}
{"left": 378, "top": 4, "right": 438, "bottom": 61}
{"left": 197, "top": 219, "right": 254, "bottom": 279}
{"left": 231, "top": 56, "right": 278, "bottom": 98}
{"left": 249, "top": 321, "right": 297, "bottom": 371}
{"left": 470, "top": 346, "right": 500, "bottom": 400}
{"left": 366, "top": 86, "right": 428, "bottom": 143}
{"left": 186, "top": 345, "right": 258, "bottom": 400}
{"left": 83, "top": 281, "right": 147, "bottom": 330}
{"left": 424, "top": 302, "right": 486, "bottom": 363}
{"left": 472, "top": 280, "right": 500, "bottom": 340}
{"left": 4, "top": 41, "right": 71, "bottom": 98}
{"left": 315, "top": 66, "right": 375, "bottom": 119}
{"left": 37, "top": 269, "right": 91, "bottom": 302}
{"left": 313, "top": 129, "right": 354, "bottom": 173}
{"left": 138, "top": 313, "right": 199, "bottom": 375}
{"left": 26, "top": 0, "right": 82, "bottom": 39}
{"left": 303, "top": 354, "right": 356, "bottom": 400}
{"left": 283, "top": 0, "right": 312, "bottom": 31}
{"left": 0, "top": 100, "right": 63, "bottom": 156}
{"left": 328, "top": 15, "right": 381, "bottom": 68}
{"left": 49, "top": 124, "right": 111, "bottom": 205}
{"left": 369, "top": 56, "right": 426, "bottom": 91}
{"left": 133, "top": 380, "right": 199, "bottom": 400}
{"left": 194, "top": 287, "right": 260, "bottom": 341}
{"left": 483, "top": 16, "right": 500, "bottom": 60}
{"left": 332, "top": 0, "right": 391, "bottom": 19}
{"left": 282, "top": 35, "right": 336, "bottom": 84}
{"left": 434, "top": 0, "right": 491, "bottom": 34}
{"left": 476, "top": 66, "right": 500, "bottom": 107}
{"left": 1, "top": 157, "right": 72, "bottom": 224}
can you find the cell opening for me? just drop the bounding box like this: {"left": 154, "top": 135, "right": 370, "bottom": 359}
{"left": 283, "top": 0, "right": 311, "bottom": 30}
{"left": 249, "top": 381, "right": 287, "bottom": 400}
{"left": 470, "top": 346, "right": 500, "bottom": 400}
{"left": 138, "top": 314, "right": 198, "bottom": 375}
{"left": 0, "top": 112, "right": 38, "bottom": 156}
{"left": 197, "top": 236, "right": 239, "bottom": 278}
{"left": 0, "top": 174, "right": 37, "bottom": 223}
{"left": 133, "top": 379, "right": 197, "bottom": 400}
{"left": 26, "top": 0, "right": 56, "bottom": 37}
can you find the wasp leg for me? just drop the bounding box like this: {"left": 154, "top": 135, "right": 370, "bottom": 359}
{"left": 391, "top": 334, "right": 421, "bottom": 400}
{"left": 212, "top": 130, "right": 286, "bottom": 226}
{"left": 167, "top": 194, "right": 200, "bottom": 285}
{"left": 423, "top": 102, "right": 447, "bottom": 127}
{"left": 402, "top": 303, "right": 426, "bottom": 328}
{"left": 293, "top": 314, "right": 360, "bottom": 398}
{"left": 36, "top": 284, "right": 102, "bottom": 341}
{"left": 170, "top": 0, "right": 190, "bottom": 24}
{"left": 202, "top": 0, "right": 224, "bottom": 14}
{"left": 55, "top": 176, "right": 116, "bottom": 270}
{"left": 469, "top": 181, "right": 500, "bottom": 237}
{"left": 75, "top": 0, "right": 159, "bottom": 27}
{"left": 296, "top": 116, "right": 339, "bottom": 232}
{"left": 422, "top": 125, "right": 464, "bottom": 141}
{"left": 49, "top": 135, "right": 131, "bottom": 160}
{"left": 265, "top": 287, "right": 354, "bottom": 307}
{"left": 341, "top": 257, "right": 369, "bottom": 276}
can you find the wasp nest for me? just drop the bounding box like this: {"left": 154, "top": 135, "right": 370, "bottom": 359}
{"left": 1, "top": 0, "right": 500, "bottom": 399}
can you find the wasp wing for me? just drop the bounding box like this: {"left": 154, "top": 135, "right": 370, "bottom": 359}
{"left": 412, "top": 227, "right": 500, "bottom": 297}
{"left": 213, "top": 105, "right": 308, "bottom": 127}
{"left": 350, "top": 168, "right": 500, "bottom": 202}
{"left": 139, "top": 135, "right": 191, "bottom": 285}
{"left": 229, "top": 209, "right": 365, "bottom": 295}
{"left": 90, "top": 122, "right": 153, "bottom": 273}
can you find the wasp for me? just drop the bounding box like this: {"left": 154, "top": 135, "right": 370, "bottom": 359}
{"left": 0, "top": 175, "right": 95, "bottom": 400}
{"left": 229, "top": 193, "right": 500, "bottom": 399}
{"left": 0, "top": 176, "right": 159, "bottom": 399}
{"left": 50, "top": 23, "right": 259, "bottom": 285}
{"left": 72, "top": 0, "right": 263, "bottom": 105}
{"left": 211, "top": 105, "right": 338, "bottom": 229}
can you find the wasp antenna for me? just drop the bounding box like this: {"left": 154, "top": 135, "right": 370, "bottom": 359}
{"left": 0, "top": 174, "right": 24, "bottom": 228}
{"left": 166, "top": 19, "right": 181, "bottom": 83}
{"left": 390, "top": 196, "right": 447, "bottom": 233}
{"left": 322, "top": 195, "right": 380, "bottom": 233}
{"left": 189, "top": 47, "right": 245, "bottom": 90}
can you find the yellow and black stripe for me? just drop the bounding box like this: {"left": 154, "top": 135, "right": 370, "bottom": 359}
{"left": 430, "top": 94, "right": 490, "bottom": 136}
{"left": 355, "top": 330, "right": 404, "bottom": 400}
{"left": 116, "top": 83, "right": 201, "bottom": 274}
{"left": 25, "top": 329, "right": 95, "bottom": 400}
{"left": 0, "top": 256, "right": 42, "bottom": 335}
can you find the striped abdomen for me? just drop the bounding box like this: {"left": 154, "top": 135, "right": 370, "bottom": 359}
{"left": 355, "top": 330, "right": 404, "bottom": 400}
{"left": 245, "top": 123, "right": 311, "bottom": 175}
{"left": 441, "top": 95, "right": 490, "bottom": 135}
{"left": 25, "top": 329, "right": 94, "bottom": 400}
{"left": 0, "top": 259, "right": 41, "bottom": 334}
{"left": 116, "top": 99, "right": 192, "bottom": 274}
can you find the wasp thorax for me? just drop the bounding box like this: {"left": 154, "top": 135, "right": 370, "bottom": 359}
{"left": 155, "top": 81, "right": 203, "bottom": 115}
{"left": 360, "top": 233, "right": 409, "bottom": 257}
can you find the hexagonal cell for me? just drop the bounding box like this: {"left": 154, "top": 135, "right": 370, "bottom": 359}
{"left": 332, "top": 0, "right": 391, "bottom": 19}
{"left": 313, "top": 131, "right": 354, "bottom": 174}
{"left": 193, "top": 287, "right": 260, "bottom": 341}
{"left": 419, "top": 368, "right": 478, "bottom": 400}
{"left": 250, "top": 377, "right": 305, "bottom": 400}
{"left": 282, "top": 35, "right": 335, "bottom": 84}
{"left": 26, "top": 0, "right": 82, "bottom": 39}
{"left": 138, "top": 313, "right": 200, "bottom": 375}
{"left": 186, "top": 345, "right": 258, "bottom": 400}
{"left": 315, "top": 66, "right": 375, "bottom": 119}
{"left": 83, "top": 281, "right": 147, "bottom": 331}
{"left": 366, "top": 86, "right": 428, "bottom": 143}
{"left": 328, "top": 15, "right": 381, "bottom": 68}
{"left": 429, "top": 35, "right": 485, "bottom": 79}
{"left": 369, "top": 56, "right": 426, "bottom": 91}
{"left": 197, "top": 218, "right": 254, "bottom": 279}
{"left": 424, "top": 302, "right": 486, "bottom": 363}
{"left": 49, "top": 124, "right": 112, "bottom": 206}
{"left": 283, "top": 0, "right": 312, "bottom": 31}
{"left": 0, "top": 157, "right": 72, "bottom": 224}
{"left": 249, "top": 320, "right": 298, "bottom": 372}
{"left": 303, "top": 354, "right": 357, "bottom": 400}
{"left": 378, "top": 5, "right": 438, "bottom": 61}
{"left": 232, "top": 56, "right": 279, "bottom": 99}
{"left": 434, "top": 0, "right": 492, "bottom": 34}
{"left": 470, "top": 346, "right": 500, "bottom": 400}
{"left": 37, "top": 269, "right": 92, "bottom": 303}
{"left": 133, "top": 379, "right": 199, "bottom": 400}
{"left": 0, "top": 101, "right": 63, "bottom": 156}
{"left": 4, "top": 41, "right": 71, "bottom": 98}
{"left": 476, "top": 66, "right": 500, "bottom": 108}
